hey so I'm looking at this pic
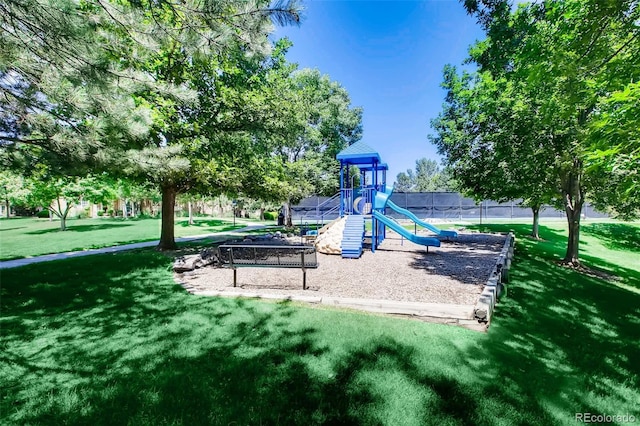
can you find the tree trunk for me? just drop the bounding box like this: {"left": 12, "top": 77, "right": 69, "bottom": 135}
{"left": 188, "top": 201, "right": 194, "bottom": 225}
{"left": 284, "top": 201, "right": 293, "bottom": 227}
{"left": 52, "top": 203, "right": 72, "bottom": 231}
{"left": 565, "top": 206, "right": 582, "bottom": 264}
{"left": 60, "top": 206, "right": 72, "bottom": 231}
{"left": 562, "top": 160, "right": 584, "bottom": 265}
{"left": 122, "top": 199, "right": 128, "bottom": 219}
{"left": 157, "top": 184, "right": 178, "bottom": 251}
{"left": 4, "top": 198, "right": 9, "bottom": 218}
{"left": 259, "top": 207, "right": 265, "bottom": 221}
{"left": 56, "top": 199, "right": 67, "bottom": 231}
{"left": 531, "top": 206, "right": 540, "bottom": 239}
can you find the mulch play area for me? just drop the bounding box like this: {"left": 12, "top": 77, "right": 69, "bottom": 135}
{"left": 175, "top": 229, "right": 511, "bottom": 331}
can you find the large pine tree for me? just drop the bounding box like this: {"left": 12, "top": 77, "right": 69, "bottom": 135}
{"left": 1, "top": 0, "right": 303, "bottom": 249}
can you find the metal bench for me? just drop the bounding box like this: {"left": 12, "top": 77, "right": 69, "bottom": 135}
{"left": 218, "top": 244, "right": 319, "bottom": 290}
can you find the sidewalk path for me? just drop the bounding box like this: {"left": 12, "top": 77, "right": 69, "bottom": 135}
{"left": 0, "top": 224, "right": 269, "bottom": 270}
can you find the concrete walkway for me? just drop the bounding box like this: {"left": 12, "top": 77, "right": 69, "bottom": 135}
{"left": 0, "top": 224, "right": 269, "bottom": 270}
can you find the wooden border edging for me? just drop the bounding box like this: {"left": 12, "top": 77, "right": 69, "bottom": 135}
{"left": 182, "top": 232, "right": 515, "bottom": 333}
{"left": 473, "top": 232, "right": 515, "bottom": 328}
{"left": 193, "top": 290, "right": 482, "bottom": 330}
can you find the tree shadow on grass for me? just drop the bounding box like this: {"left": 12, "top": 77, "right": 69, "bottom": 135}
{"left": 177, "top": 219, "right": 242, "bottom": 229}
{"left": 1, "top": 252, "right": 353, "bottom": 424}
{"left": 3, "top": 299, "right": 501, "bottom": 425}
{"left": 3, "top": 236, "right": 638, "bottom": 425}
{"left": 25, "top": 222, "right": 134, "bottom": 234}
{"left": 0, "top": 248, "right": 540, "bottom": 425}
{"left": 581, "top": 222, "right": 640, "bottom": 253}
{"left": 499, "top": 223, "right": 640, "bottom": 289}
{"left": 1, "top": 251, "right": 371, "bottom": 424}
{"left": 460, "top": 231, "right": 640, "bottom": 424}
{"left": 580, "top": 253, "right": 640, "bottom": 293}
{"left": 0, "top": 226, "right": 26, "bottom": 232}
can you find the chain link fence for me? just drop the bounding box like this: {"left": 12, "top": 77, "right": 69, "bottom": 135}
{"left": 292, "top": 192, "right": 607, "bottom": 222}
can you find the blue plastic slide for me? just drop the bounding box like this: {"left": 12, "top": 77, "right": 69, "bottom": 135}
{"left": 386, "top": 200, "right": 458, "bottom": 237}
{"left": 372, "top": 210, "right": 441, "bottom": 248}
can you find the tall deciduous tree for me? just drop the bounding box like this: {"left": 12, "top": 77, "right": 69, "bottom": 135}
{"left": 433, "top": 0, "right": 639, "bottom": 262}
{"left": 394, "top": 170, "right": 415, "bottom": 192}
{"left": 394, "top": 158, "right": 457, "bottom": 192}
{"left": 586, "top": 81, "right": 640, "bottom": 218}
{"left": 267, "top": 67, "right": 363, "bottom": 226}
{"left": 26, "top": 170, "right": 115, "bottom": 230}
{"left": 0, "top": 170, "right": 29, "bottom": 217}
{"left": 430, "top": 66, "right": 556, "bottom": 238}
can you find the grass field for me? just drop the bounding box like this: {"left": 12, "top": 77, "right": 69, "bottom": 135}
{"left": 1, "top": 221, "right": 639, "bottom": 425}
{"left": 0, "top": 217, "right": 267, "bottom": 261}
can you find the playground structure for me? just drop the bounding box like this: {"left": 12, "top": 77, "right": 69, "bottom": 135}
{"left": 190, "top": 145, "right": 511, "bottom": 330}
{"left": 195, "top": 142, "right": 509, "bottom": 330}
{"left": 329, "top": 141, "right": 457, "bottom": 259}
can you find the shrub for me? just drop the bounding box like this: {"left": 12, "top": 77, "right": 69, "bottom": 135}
{"left": 76, "top": 208, "right": 91, "bottom": 219}
{"left": 35, "top": 209, "right": 50, "bottom": 218}
{"left": 14, "top": 205, "right": 38, "bottom": 216}
{"left": 263, "top": 211, "right": 278, "bottom": 221}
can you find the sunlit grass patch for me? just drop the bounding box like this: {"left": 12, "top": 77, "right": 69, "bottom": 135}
{"left": 0, "top": 217, "right": 246, "bottom": 260}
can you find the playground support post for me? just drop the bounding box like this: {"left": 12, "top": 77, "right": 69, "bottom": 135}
{"left": 339, "top": 161, "right": 345, "bottom": 217}
{"left": 372, "top": 216, "right": 376, "bottom": 253}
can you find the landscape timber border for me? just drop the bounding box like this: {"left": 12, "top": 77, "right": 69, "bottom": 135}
{"left": 182, "top": 232, "right": 515, "bottom": 332}
{"left": 473, "top": 232, "right": 515, "bottom": 328}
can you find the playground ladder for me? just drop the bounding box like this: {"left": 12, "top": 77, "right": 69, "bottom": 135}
{"left": 341, "top": 214, "right": 365, "bottom": 258}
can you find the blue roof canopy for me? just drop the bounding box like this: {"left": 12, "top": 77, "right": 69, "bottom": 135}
{"left": 336, "top": 141, "right": 382, "bottom": 166}
{"left": 359, "top": 163, "right": 388, "bottom": 171}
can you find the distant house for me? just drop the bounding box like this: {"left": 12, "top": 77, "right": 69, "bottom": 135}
{"left": 1, "top": 203, "right": 14, "bottom": 217}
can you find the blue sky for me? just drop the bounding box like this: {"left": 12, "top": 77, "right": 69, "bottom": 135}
{"left": 272, "top": 0, "right": 485, "bottom": 183}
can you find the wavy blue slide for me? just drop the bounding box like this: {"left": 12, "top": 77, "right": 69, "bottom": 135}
{"left": 386, "top": 200, "right": 458, "bottom": 238}
{"left": 372, "top": 210, "right": 441, "bottom": 248}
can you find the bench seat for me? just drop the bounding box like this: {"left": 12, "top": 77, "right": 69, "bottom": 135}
{"left": 218, "top": 244, "right": 318, "bottom": 289}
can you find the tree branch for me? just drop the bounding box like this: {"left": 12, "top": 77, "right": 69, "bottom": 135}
{"left": 587, "top": 30, "right": 639, "bottom": 76}
{"left": 0, "top": 136, "right": 50, "bottom": 144}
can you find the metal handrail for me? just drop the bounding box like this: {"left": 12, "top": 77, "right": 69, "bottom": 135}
{"left": 300, "top": 192, "right": 341, "bottom": 223}
{"left": 315, "top": 192, "right": 341, "bottom": 212}
{"left": 319, "top": 204, "right": 340, "bottom": 224}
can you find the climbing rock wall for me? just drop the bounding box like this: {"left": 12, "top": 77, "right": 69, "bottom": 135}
{"left": 315, "top": 217, "right": 346, "bottom": 255}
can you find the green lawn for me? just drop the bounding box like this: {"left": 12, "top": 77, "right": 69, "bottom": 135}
{"left": 0, "top": 217, "right": 267, "bottom": 261}
{"left": 1, "top": 222, "right": 639, "bottom": 425}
